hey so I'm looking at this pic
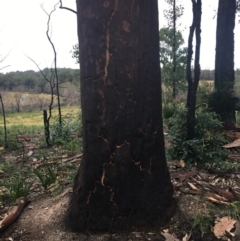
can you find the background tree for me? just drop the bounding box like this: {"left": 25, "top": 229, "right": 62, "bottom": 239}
{"left": 160, "top": 27, "right": 187, "bottom": 95}
{"left": 71, "top": 43, "right": 79, "bottom": 64}
{"left": 66, "top": 0, "right": 174, "bottom": 232}
{"left": 212, "top": 0, "right": 237, "bottom": 130}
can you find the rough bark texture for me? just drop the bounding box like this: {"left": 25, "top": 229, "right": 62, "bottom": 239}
{"left": 66, "top": 0, "right": 174, "bottom": 232}
{"left": 215, "top": 0, "right": 236, "bottom": 89}
{"left": 186, "top": 0, "right": 202, "bottom": 140}
{"left": 214, "top": 0, "right": 236, "bottom": 129}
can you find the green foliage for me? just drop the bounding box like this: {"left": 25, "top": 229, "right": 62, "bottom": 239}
{"left": 50, "top": 112, "right": 82, "bottom": 145}
{"left": 71, "top": 44, "right": 79, "bottom": 64}
{"left": 160, "top": 27, "right": 187, "bottom": 95}
{"left": 166, "top": 106, "right": 228, "bottom": 165}
{"left": 0, "top": 161, "right": 32, "bottom": 202}
{"left": 0, "top": 68, "right": 80, "bottom": 93}
{"left": 0, "top": 124, "right": 43, "bottom": 150}
{"left": 197, "top": 82, "right": 213, "bottom": 108}
{"left": 63, "top": 139, "right": 80, "bottom": 154}
{"left": 163, "top": 0, "right": 184, "bottom": 29}
{"left": 214, "top": 201, "right": 240, "bottom": 220}
{"left": 193, "top": 214, "right": 213, "bottom": 235}
{"left": 33, "top": 165, "right": 57, "bottom": 190}
{"left": 208, "top": 84, "right": 239, "bottom": 116}
{"left": 8, "top": 173, "right": 32, "bottom": 202}
{"left": 162, "top": 92, "right": 183, "bottom": 120}
{"left": 208, "top": 83, "right": 239, "bottom": 129}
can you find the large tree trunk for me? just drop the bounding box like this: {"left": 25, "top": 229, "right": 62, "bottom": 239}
{"left": 66, "top": 0, "right": 174, "bottom": 232}
{"left": 214, "top": 0, "right": 236, "bottom": 129}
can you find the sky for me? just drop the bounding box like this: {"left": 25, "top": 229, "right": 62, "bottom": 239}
{"left": 0, "top": 0, "right": 239, "bottom": 73}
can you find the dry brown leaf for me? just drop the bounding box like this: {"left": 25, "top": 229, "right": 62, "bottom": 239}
{"left": 216, "top": 189, "right": 236, "bottom": 202}
{"left": 223, "top": 138, "right": 240, "bottom": 148}
{"left": 182, "top": 233, "right": 191, "bottom": 241}
{"left": 187, "top": 182, "right": 198, "bottom": 190}
{"left": 179, "top": 159, "right": 185, "bottom": 167}
{"left": 213, "top": 216, "right": 236, "bottom": 238}
{"left": 205, "top": 196, "right": 229, "bottom": 204}
{"left": 161, "top": 232, "right": 180, "bottom": 241}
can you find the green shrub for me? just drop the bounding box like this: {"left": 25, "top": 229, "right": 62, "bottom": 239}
{"left": 33, "top": 165, "right": 57, "bottom": 190}
{"left": 50, "top": 112, "right": 82, "bottom": 145}
{"left": 0, "top": 161, "right": 32, "bottom": 202}
{"left": 166, "top": 107, "right": 228, "bottom": 166}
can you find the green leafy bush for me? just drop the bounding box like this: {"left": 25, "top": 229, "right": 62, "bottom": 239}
{"left": 50, "top": 112, "right": 82, "bottom": 145}
{"left": 166, "top": 107, "right": 228, "bottom": 166}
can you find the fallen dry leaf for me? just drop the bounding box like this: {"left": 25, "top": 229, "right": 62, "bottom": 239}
{"left": 188, "top": 182, "right": 198, "bottom": 190}
{"left": 179, "top": 159, "right": 185, "bottom": 168}
{"left": 161, "top": 232, "right": 180, "bottom": 241}
{"left": 223, "top": 138, "right": 240, "bottom": 148}
{"left": 182, "top": 233, "right": 191, "bottom": 241}
{"left": 213, "top": 216, "right": 236, "bottom": 239}
{"left": 205, "top": 196, "right": 229, "bottom": 204}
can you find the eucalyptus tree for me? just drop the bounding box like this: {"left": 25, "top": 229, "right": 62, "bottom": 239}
{"left": 66, "top": 0, "right": 174, "bottom": 232}
{"left": 213, "top": 0, "right": 237, "bottom": 130}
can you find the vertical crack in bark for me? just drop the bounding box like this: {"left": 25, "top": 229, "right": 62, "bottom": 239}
{"left": 86, "top": 182, "right": 97, "bottom": 204}
{"left": 101, "top": 167, "right": 106, "bottom": 186}
{"left": 109, "top": 188, "right": 119, "bottom": 211}
{"left": 103, "top": 1, "right": 118, "bottom": 84}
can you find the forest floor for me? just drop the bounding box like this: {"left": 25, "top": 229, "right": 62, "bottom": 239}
{"left": 1, "top": 132, "right": 240, "bottom": 240}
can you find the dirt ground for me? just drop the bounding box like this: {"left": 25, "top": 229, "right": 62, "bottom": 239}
{"left": 1, "top": 131, "right": 240, "bottom": 240}
{"left": 0, "top": 178, "right": 232, "bottom": 241}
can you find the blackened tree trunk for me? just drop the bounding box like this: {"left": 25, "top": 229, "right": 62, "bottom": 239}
{"left": 214, "top": 0, "right": 236, "bottom": 129}
{"left": 66, "top": 0, "right": 174, "bottom": 232}
{"left": 186, "top": 0, "right": 202, "bottom": 140}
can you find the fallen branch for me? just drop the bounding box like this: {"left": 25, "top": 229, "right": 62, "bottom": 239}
{"left": 0, "top": 197, "right": 30, "bottom": 233}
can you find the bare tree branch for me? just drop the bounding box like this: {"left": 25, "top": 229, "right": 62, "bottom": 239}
{"left": 40, "top": 3, "right": 62, "bottom": 125}
{"left": 0, "top": 65, "right": 10, "bottom": 71}
{"left": 59, "top": 0, "right": 77, "bottom": 14}
{"left": 0, "top": 49, "right": 12, "bottom": 71}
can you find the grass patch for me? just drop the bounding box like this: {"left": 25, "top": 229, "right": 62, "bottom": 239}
{"left": 0, "top": 106, "right": 80, "bottom": 127}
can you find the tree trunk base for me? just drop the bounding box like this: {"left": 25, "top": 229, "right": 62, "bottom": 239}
{"left": 65, "top": 168, "right": 175, "bottom": 233}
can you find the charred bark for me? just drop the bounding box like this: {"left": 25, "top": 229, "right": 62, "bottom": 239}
{"left": 66, "top": 0, "right": 174, "bottom": 232}
{"left": 214, "top": 0, "right": 236, "bottom": 129}
{"left": 186, "top": 0, "right": 202, "bottom": 140}
{"left": 0, "top": 93, "right": 7, "bottom": 147}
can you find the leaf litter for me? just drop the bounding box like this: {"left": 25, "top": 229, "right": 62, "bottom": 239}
{"left": 1, "top": 131, "right": 240, "bottom": 240}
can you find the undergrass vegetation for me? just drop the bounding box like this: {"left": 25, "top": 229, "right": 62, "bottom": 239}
{"left": 0, "top": 160, "right": 33, "bottom": 203}
{"left": 0, "top": 106, "right": 82, "bottom": 204}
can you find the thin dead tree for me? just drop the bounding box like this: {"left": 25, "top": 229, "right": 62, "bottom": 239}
{"left": 0, "top": 50, "right": 10, "bottom": 146}
{"left": 186, "top": 0, "right": 202, "bottom": 140}
{"left": 0, "top": 50, "right": 11, "bottom": 71}
{"left": 27, "top": 56, "right": 55, "bottom": 146}
{"left": 0, "top": 93, "right": 7, "bottom": 147}
{"left": 41, "top": 3, "right": 62, "bottom": 126}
